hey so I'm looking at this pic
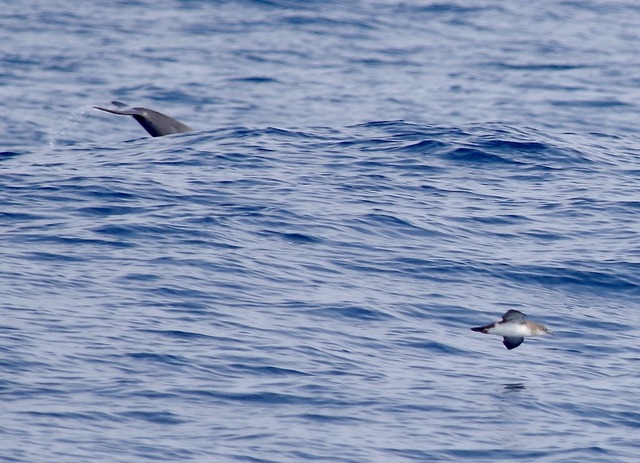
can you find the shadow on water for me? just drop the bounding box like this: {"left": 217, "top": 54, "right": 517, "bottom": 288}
{"left": 503, "top": 383, "right": 526, "bottom": 391}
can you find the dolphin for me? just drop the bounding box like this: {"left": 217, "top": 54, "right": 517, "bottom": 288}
{"left": 94, "top": 101, "right": 193, "bottom": 137}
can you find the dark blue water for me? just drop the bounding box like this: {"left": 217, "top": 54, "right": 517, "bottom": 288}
{"left": 2, "top": 1, "right": 640, "bottom": 462}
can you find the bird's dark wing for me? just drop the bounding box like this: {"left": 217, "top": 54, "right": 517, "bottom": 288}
{"left": 502, "top": 309, "right": 526, "bottom": 322}
{"left": 502, "top": 336, "right": 524, "bottom": 350}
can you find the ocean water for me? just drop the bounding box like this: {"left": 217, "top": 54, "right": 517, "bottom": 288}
{"left": 2, "top": 1, "right": 640, "bottom": 462}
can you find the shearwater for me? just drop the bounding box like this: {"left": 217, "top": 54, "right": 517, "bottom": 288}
{"left": 471, "top": 309, "right": 551, "bottom": 350}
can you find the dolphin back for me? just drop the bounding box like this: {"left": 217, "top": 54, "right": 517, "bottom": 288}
{"left": 94, "top": 101, "right": 193, "bottom": 137}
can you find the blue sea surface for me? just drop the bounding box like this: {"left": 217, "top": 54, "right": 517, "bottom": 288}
{"left": 2, "top": 1, "right": 640, "bottom": 462}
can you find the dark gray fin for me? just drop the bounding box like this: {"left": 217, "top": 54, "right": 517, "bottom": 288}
{"left": 94, "top": 101, "right": 193, "bottom": 137}
{"left": 503, "top": 336, "right": 524, "bottom": 350}
{"left": 502, "top": 309, "right": 526, "bottom": 322}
